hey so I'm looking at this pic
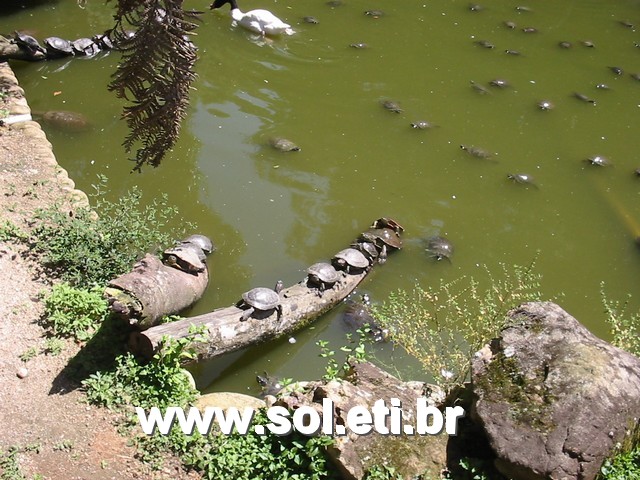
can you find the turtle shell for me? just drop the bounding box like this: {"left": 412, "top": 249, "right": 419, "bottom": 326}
{"left": 359, "top": 228, "right": 402, "bottom": 249}
{"left": 426, "top": 236, "right": 454, "bottom": 260}
{"left": 182, "top": 234, "right": 214, "bottom": 254}
{"left": 72, "top": 38, "right": 98, "bottom": 55}
{"left": 270, "top": 137, "right": 300, "bottom": 152}
{"left": 14, "top": 31, "right": 45, "bottom": 55}
{"left": 242, "top": 287, "right": 280, "bottom": 310}
{"left": 93, "top": 33, "right": 114, "bottom": 50}
{"left": 332, "top": 248, "right": 369, "bottom": 270}
{"left": 307, "top": 262, "right": 340, "bottom": 284}
{"left": 44, "top": 37, "right": 73, "bottom": 56}
{"left": 163, "top": 244, "right": 206, "bottom": 273}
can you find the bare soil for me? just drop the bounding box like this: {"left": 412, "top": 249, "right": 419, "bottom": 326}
{"left": 0, "top": 63, "right": 199, "bottom": 480}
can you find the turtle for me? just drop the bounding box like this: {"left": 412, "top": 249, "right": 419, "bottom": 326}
{"left": 503, "top": 20, "right": 517, "bottom": 29}
{"left": 470, "top": 80, "right": 491, "bottom": 95}
{"left": 306, "top": 262, "right": 340, "bottom": 293}
{"left": 507, "top": 173, "right": 537, "bottom": 188}
{"left": 573, "top": 92, "right": 596, "bottom": 105}
{"left": 634, "top": 168, "right": 640, "bottom": 177}
{"left": 381, "top": 100, "right": 402, "bottom": 113}
{"left": 371, "top": 217, "right": 404, "bottom": 233}
{"left": 460, "top": 144, "right": 493, "bottom": 159}
{"left": 595, "top": 83, "right": 611, "bottom": 90}
{"left": 182, "top": 234, "right": 215, "bottom": 254}
{"left": 256, "top": 372, "right": 283, "bottom": 397}
{"left": 608, "top": 66, "right": 623, "bottom": 76}
{"left": 580, "top": 40, "right": 595, "bottom": 48}
{"left": 631, "top": 73, "right": 640, "bottom": 82}
{"left": 474, "top": 39, "right": 495, "bottom": 49}
{"left": 269, "top": 137, "right": 300, "bottom": 152}
{"left": 238, "top": 286, "right": 282, "bottom": 321}
{"left": 618, "top": 20, "right": 635, "bottom": 29}
{"left": 558, "top": 41, "right": 573, "bottom": 49}
{"left": 537, "top": 100, "right": 554, "bottom": 111}
{"left": 504, "top": 49, "right": 522, "bottom": 55}
{"left": 364, "top": 9, "right": 384, "bottom": 18}
{"left": 43, "top": 37, "right": 74, "bottom": 57}
{"left": 410, "top": 120, "right": 437, "bottom": 129}
{"left": 72, "top": 37, "right": 99, "bottom": 56}
{"left": 332, "top": 248, "right": 370, "bottom": 273}
{"left": 13, "top": 31, "right": 46, "bottom": 56}
{"left": 302, "top": 16, "right": 319, "bottom": 24}
{"left": 32, "top": 110, "right": 91, "bottom": 132}
{"left": 349, "top": 42, "right": 369, "bottom": 49}
{"left": 426, "top": 236, "right": 454, "bottom": 261}
{"left": 521, "top": 26, "right": 538, "bottom": 33}
{"left": 163, "top": 244, "right": 206, "bottom": 273}
{"left": 489, "top": 78, "right": 510, "bottom": 88}
{"left": 359, "top": 227, "right": 403, "bottom": 251}
{"left": 342, "top": 295, "right": 389, "bottom": 342}
{"left": 584, "top": 155, "right": 611, "bottom": 167}
{"left": 468, "top": 4, "right": 484, "bottom": 12}
{"left": 326, "top": 0, "right": 343, "bottom": 6}
{"left": 515, "top": 5, "right": 532, "bottom": 12}
{"left": 351, "top": 241, "right": 379, "bottom": 262}
{"left": 93, "top": 33, "right": 114, "bottom": 50}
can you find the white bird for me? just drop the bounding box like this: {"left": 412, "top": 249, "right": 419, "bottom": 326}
{"left": 210, "top": 0, "right": 295, "bottom": 36}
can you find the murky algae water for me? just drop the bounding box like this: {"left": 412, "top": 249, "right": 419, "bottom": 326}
{"left": 2, "top": 0, "right": 639, "bottom": 393}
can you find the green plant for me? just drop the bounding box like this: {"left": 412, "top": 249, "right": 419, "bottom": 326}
{"left": 0, "top": 220, "right": 27, "bottom": 242}
{"left": 601, "top": 286, "right": 640, "bottom": 357}
{"left": 30, "top": 175, "right": 191, "bottom": 287}
{"left": 18, "top": 347, "right": 38, "bottom": 363}
{"left": 42, "top": 337, "right": 65, "bottom": 356}
{"left": 372, "top": 261, "right": 541, "bottom": 393}
{"left": 317, "top": 331, "right": 368, "bottom": 381}
{"left": 597, "top": 421, "right": 640, "bottom": 480}
{"left": 363, "top": 464, "right": 402, "bottom": 479}
{"left": 0, "top": 447, "right": 26, "bottom": 480}
{"left": 42, "top": 283, "right": 108, "bottom": 341}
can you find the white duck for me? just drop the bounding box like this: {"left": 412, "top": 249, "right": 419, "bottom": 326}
{"left": 210, "top": 0, "right": 295, "bottom": 36}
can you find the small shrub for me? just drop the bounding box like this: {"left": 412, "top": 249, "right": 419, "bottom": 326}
{"left": 30, "top": 175, "right": 191, "bottom": 287}
{"left": 601, "top": 286, "right": 640, "bottom": 357}
{"left": 371, "top": 261, "right": 541, "bottom": 392}
{"left": 42, "top": 283, "right": 108, "bottom": 341}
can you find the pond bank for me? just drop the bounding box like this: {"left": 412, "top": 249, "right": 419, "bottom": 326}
{"left": 0, "top": 60, "right": 196, "bottom": 480}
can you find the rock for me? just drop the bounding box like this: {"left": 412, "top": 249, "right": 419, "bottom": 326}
{"left": 194, "top": 392, "right": 265, "bottom": 413}
{"left": 275, "top": 361, "right": 448, "bottom": 479}
{"left": 16, "top": 367, "right": 28, "bottom": 378}
{"left": 470, "top": 301, "right": 640, "bottom": 480}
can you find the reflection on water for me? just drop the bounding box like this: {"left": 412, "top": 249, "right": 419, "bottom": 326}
{"left": 2, "top": 0, "right": 640, "bottom": 393}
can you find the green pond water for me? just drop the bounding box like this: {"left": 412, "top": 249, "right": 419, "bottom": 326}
{"left": 2, "top": 0, "right": 640, "bottom": 395}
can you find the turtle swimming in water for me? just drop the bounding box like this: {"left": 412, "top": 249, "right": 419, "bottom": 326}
{"left": 460, "top": 144, "right": 494, "bottom": 159}
{"left": 238, "top": 285, "right": 282, "bottom": 321}
{"left": 269, "top": 137, "right": 300, "bottom": 152}
{"left": 425, "top": 235, "right": 454, "bottom": 261}
{"left": 256, "top": 372, "right": 283, "bottom": 397}
{"left": 583, "top": 155, "right": 611, "bottom": 167}
{"left": 32, "top": 110, "right": 92, "bottom": 133}
{"left": 410, "top": 120, "right": 438, "bottom": 129}
{"left": 381, "top": 99, "right": 403, "bottom": 113}
{"left": 342, "top": 294, "right": 389, "bottom": 342}
{"left": 507, "top": 173, "right": 538, "bottom": 188}
{"left": 573, "top": 92, "right": 596, "bottom": 105}
{"left": 536, "top": 100, "right": 554, "bottom": 111}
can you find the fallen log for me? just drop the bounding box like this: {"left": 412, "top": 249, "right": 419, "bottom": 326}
{"left": 104, "top": 235, "right": 214, "bottom": 329}
{"left": 128, "top": 219, "right": 403, "bottom": 362}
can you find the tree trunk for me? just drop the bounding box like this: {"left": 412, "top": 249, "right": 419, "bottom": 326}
{"left": 105, "top": 254, "right": 209, "bottom": 330}
{"left": 128, "top": 266, "right": 370, "bottom": 361}
{"left": 128, "top": 219, "right": 404, "bottom": 362}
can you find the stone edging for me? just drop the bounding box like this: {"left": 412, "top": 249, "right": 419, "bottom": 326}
{"left": 0, "top": 60, "right": 90, "bottom": 209}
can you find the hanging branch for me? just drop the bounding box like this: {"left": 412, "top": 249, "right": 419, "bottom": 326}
{"left": 108, "top": 0, "right": 200, "bottom": 171}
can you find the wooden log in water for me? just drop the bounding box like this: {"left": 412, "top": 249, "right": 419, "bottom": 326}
{"left": 128, "top": 221, "right": 402, "bottom": 362}
{"left": 105, "top": 254, "right": 209, "bottom": 330}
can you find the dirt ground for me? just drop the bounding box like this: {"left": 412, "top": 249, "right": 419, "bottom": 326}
{"left": 0, "top": 63, "right": 198, "bottom": 479}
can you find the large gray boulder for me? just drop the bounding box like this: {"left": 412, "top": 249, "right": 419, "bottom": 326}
{"left": 471, "top": 301, "right": 640, "bottom": 480}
